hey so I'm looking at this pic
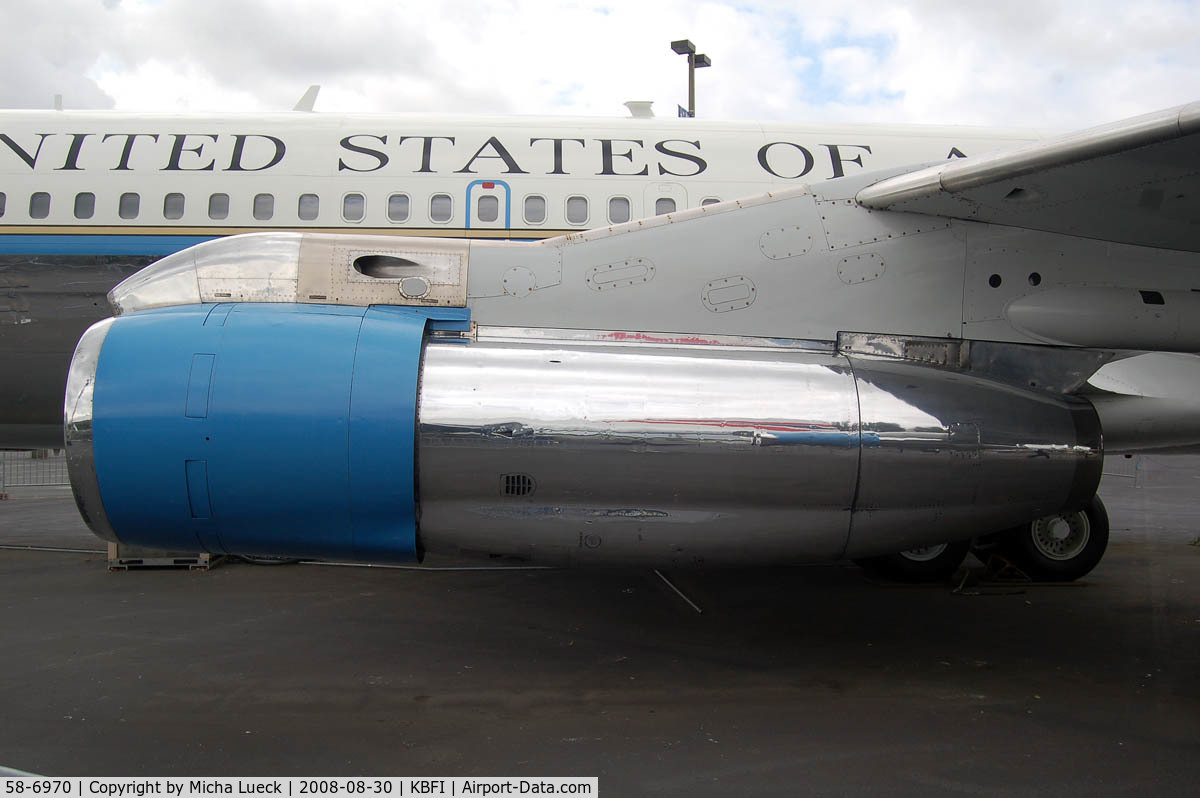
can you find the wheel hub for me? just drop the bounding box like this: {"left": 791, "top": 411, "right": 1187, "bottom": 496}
{"left": 1047, "top": 517, "right": 1072, "bottom": 540}
{"left": 1031, "top": 511, "right": 1090, "bottom": 561}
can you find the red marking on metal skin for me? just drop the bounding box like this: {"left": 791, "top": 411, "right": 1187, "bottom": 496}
{"left": 612, "top": 419, "right": 838, "bottom": 433}
{"left": 600, "top": 331, "right": 723, "bottom": 346}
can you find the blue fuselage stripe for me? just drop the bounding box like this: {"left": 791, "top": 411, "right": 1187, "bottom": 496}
{"left": 0, "top": 234, "right": 217, "bottom": 256}
{"left": 0, "top": 233, "right": 541, "bottom": 255}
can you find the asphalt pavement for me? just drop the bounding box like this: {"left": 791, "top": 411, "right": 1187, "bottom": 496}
{"left": 1, "top": 456, "right": 1197, "bottom": 795}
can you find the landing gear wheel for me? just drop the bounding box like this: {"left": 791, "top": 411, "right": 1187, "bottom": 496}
{"left": 854, "top": 539, "right": 971, "bottom": 582}
{"left": 999, "top": 495, "right": 1109, "bottom": 582}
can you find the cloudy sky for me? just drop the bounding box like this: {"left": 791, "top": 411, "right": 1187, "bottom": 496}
{"left": 2, "top": 0, "right": 1198, "bottom": 129}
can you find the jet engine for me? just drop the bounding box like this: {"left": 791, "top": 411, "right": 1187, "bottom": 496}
{"left": 65, "top": 301, "right": 1102, "bottom": 567}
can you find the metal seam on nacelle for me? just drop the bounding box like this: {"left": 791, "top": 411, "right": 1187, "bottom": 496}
{"left": 1065, "top": 399, "right": 1105, "bottom": 512}
{"left": 840, "top": 351, "right": 865, "bottom": 561}
{"left": 64, "top": 316, "right": 118, "bottom": 543}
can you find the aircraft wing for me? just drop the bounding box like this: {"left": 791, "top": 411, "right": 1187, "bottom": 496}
{"left": 856, "top": 101, "right": 1200, "bottom": 252}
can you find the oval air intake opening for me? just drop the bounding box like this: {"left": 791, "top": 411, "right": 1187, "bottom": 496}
{"left": 354, "top": 255, "right": 423, "bottom": 279}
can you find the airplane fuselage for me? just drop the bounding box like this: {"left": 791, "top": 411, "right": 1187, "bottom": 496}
{"left": 0, "top": 111, "right": 1039, "bottom": 236}
{"left": 0, "top": 110, "right": 1042, "bottom": 447}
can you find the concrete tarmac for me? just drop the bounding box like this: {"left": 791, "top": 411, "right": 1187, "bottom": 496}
{"left": 1, "top": 457, "right": 1197, "bottom": 795}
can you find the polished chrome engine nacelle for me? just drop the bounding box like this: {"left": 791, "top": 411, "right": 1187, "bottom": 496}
{"left": 66, "top": 303, "right": 1101, "bottom": 567}
{"left": 417, "top": 340, "right": 1101, "bottom": 565}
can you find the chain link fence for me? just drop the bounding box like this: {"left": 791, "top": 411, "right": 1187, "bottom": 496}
{"left": 1, "top": 450, "right": 70, "bottom": 492}
{"left": 1102, "top": 453, "right": 1144, "bottom": 488}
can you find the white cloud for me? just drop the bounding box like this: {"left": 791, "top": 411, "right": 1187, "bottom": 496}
{"left": 0, "top": 0, "right": 116, "bottom": 109}
{"left": 0, "top": 0, "right": 1197, "bottom": 129}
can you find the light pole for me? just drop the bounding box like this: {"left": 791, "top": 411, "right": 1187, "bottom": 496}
{"left": 671, "top": 39, "right": 711, "bottom": 118}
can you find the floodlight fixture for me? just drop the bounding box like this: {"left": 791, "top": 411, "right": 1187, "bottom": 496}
{"left": 671, "top": 39, "right": 712, "bottom": 117}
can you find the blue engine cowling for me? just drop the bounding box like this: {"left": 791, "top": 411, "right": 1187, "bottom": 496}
{"left": 65, "top": 303, "right": 469, "bottom": 563}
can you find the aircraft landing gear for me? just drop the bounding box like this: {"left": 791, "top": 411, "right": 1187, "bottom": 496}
{"left": 854, "top": 539, "right": 972, "bottom": 582}
{"left": 991, "top": 495, "right": 1109, "bottom": 582}
{"left": 856, "top": 495, "right": 1110, "bottom": 584}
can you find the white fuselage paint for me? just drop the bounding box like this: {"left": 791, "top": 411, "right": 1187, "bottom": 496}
{"left": 0, "top": 111, "right": 1042, "bottom": 237}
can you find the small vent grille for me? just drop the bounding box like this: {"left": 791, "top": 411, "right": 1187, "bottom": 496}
{"left": 501, "top": 473, "right": 536, "bottom": 497}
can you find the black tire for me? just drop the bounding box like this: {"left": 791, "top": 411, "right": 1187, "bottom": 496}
{"left": 854, "top": 539, "right": 972, "bottom": 583}
{"left": 999, "top": 495, "right": 1109, "bottom": 582}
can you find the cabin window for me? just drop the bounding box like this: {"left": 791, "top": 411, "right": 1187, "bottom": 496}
{"left": 387, "top": 193, "right": 410, "bottom": 223}
{"left": 608, "top": 196, "right": 631, "bottom": 224}
{"left": 208, "top": 193, "right": 229, "bottom": 220}
{"left": 253, "top": 193, "right": 274, "bottom": 221}
{"left": 655, "top": 197, "right": 677, "bottom": 215}
{"left": 74, "top": 192, "right": 95, "bottom": 220}
{"left": 119, "top": 192, "right": 140, "bottom": 220}
{"left": 0, "top": 192, "right": 6, "bottom": 217}
{"left": 701, "top": 197, "right": 720, "bottom": 207}
{"left": 476, "top": 194, "right": 499, "bottom": 223}
{"left": 566, "top": 195, "right": 588, "bottom": 225}
{"left": 29, "top": 192, "right": 51, "bottom": 219}
{"left": 523, "top": 195, "right": 546, "bottom": 224}
{"left": 342, "top": 193, "right": 365, "bottom": 222}
{"left": 430, "top": 193, "right": 452, "bottom": 223}
{"left": 298, "top": 193, "right": 319, "bottom": 221}
{"left": 163, "top": 193, "right": 185, "bottom": 220}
